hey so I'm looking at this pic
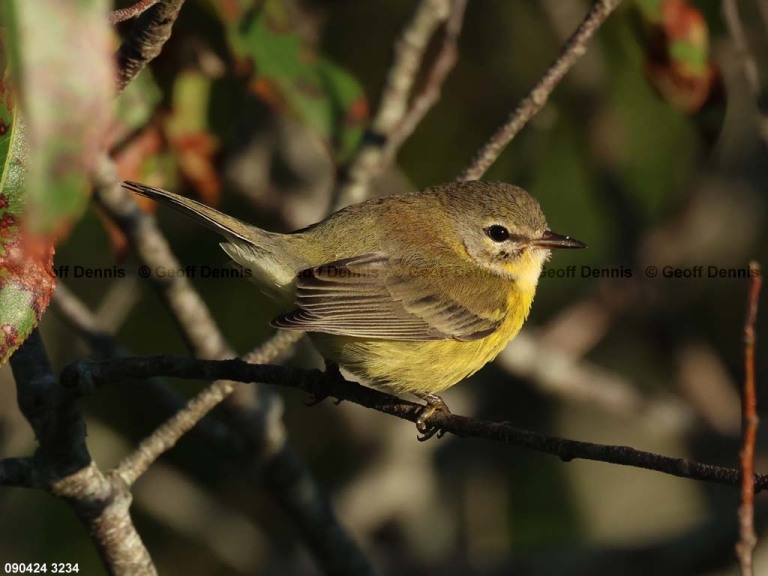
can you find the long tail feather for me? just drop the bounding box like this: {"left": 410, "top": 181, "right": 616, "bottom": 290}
{"left": 122, "top": 181, "right": 260, "bottom": 244}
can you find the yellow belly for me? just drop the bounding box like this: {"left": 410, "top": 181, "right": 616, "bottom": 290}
{"left": 310, "top": 310, "right": 526, "bottom": 396}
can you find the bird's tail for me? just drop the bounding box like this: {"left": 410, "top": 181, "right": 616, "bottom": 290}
{"left": 122, "top": 181, "right": 304, "bottom": 300}
{"left": 122, "top": 181, "right": 262, "bottom": 244}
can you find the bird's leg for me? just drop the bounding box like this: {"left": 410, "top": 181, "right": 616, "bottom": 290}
{"left": 414, "top": 393, "right": 451, "bottom": 441}
{"left": 306, "top": 361, "right": 343, "bottom": 406}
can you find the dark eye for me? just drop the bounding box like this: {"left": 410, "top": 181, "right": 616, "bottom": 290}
{"left": 486, "top": 225, "right": 510, "bottom": 243}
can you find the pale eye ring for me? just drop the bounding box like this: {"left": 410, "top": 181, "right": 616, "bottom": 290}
{"left": 486, "top": 225, "right": 510, "bottom": 243}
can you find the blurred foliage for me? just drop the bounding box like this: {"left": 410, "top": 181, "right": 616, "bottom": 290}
{"left": 0, "top": 0, "right": 113, "bottom": 364}
{"left": 2, "top": 0, "right": 768, "bottom": 574}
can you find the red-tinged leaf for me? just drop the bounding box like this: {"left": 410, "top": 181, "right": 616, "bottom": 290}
{"left": 633, "top": 0, "right": 723, "bottom": 116}
{"left": 0, "top": 0, "right": 113, "bottom": 364}
{"left": 164, "top": 70, "right": 222, "bottom": 206}
{"left": 0, "top": 87, "right": 56, "bottom": 365}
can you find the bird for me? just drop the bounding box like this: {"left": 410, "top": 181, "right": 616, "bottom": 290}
{"left": 122, "top": 180, "right": 585, "bottom": 438}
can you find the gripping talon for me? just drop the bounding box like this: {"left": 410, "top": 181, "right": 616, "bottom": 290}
{"left": 305, "top": 362, "right": 343, "bottom": 406}
{"left": 415, "top": 394, "right": 451, "bottom": 441}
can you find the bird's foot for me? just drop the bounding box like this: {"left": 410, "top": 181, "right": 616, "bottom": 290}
{"left": 415, "top": 394, "right": 451, "bottom": 441}
{"left": 306, "top": 362, "right": 344, "bottom": 406}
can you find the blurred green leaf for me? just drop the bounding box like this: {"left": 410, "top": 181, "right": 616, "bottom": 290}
{"left": 2, "top": 0, "right": 114, "bottom": 233}
{"left": 213, "top": 0, "right": 368, "bottom": 162}
{"left": 0, "top": 0, "right": 113, "bottom": 364}
{"left": 0, "top": 58, "right": 55, "bottom": 365}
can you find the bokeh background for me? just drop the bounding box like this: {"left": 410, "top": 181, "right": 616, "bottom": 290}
{"left": 2, "top": 0, "right": 768, "bottom": 574}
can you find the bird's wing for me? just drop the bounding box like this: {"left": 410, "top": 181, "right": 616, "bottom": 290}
{"left": 271, "top": 253, "right": 505, "bottom": 341}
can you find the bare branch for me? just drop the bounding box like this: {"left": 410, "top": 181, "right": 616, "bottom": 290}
{"left": 62, "top": 354, "right": 768, "bottom": 492}
{"left": 115, "top": 0, "right": 186, "bottom": 91}
{"left": 0, "top": 458, "right": 43, "bottom": 488}
{"left": 112, "top": 331, "right": 299, "bottom": 487}
{"left": 54, "top": 279, "right": 372, "bottom": 576}
{"left": 382, "top": 0, "right": 469, "bottom": 165}
{"left": 110, "top": 0, "right": 160, "bottom": 24}
{"left": 458, "top": 0, "right": 622, "bottom": 181}
{"left": 334, "top": 0, "right": 452, "bottom": 209}
{"left": 736, "top": 262, "right": 762, "bottom": 576}
{"left": 92, "top": 158, "right": 232, "bottom": 359}
{"left": 9, "top": 332, "right": 156, "bottom": 575}
{"left": 723, "top": 0, "right": 768, "bottom": 147}
{"left": 10, "top": 330, "right": 89, "bottom": 472}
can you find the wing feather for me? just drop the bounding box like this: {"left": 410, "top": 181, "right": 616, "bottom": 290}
{"left": 271, "top": 253, "right": 505, "bottom": 341}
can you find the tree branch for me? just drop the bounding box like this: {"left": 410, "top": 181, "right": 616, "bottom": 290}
{"left": 53, "top": 281, "right": 373, "bottom": 576}
{"left": 723, "top": 0, "right": 768, "bottom": 149}
{"left": 736, "top": 262, "right": 762, "bottom": 576}
{"left": 0, "top": 458, "right": 43, "bottom": 488}
{"left": 458, "top": 0, "right": 622, "bottom": 181}
{"left": 110, "top": 0, "right": 160, "bottom": 24}
{"left": 61, "top": 355, "right": 768, "bottom": 492}
{"left": 334, "top": 0, "right": 452, "bottom": 209}
{"left": 115, "top": 0, "right": 186, "bottom": 91}
{"left": 382, "top": 0, "right": 469, "bottom": 167}
{"left": 9, "top": 332, "right": 156, "bottom": 576}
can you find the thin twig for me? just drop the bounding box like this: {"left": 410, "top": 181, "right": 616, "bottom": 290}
{"left": 115, "top": 0, "right": 186, "bottom": 91}
{"left": 736, "top": 262, "right": 762, "bottom": 576}
{"left": 333, "top": 0, "right": 452, "bottom": 209}
{"left": 113, "top": 331, "right": 300, "bottom": 487}
{"left": 92, "top": 158, "right": 232, "bottom": 359}
{"left": 723, "top": 0, "right": 768, "bottom": 148}
{"left": 458, "top": 0, "right": 622, "bottom": 181}
{"left": 61, "top": 354, "right": 768, "bottom": 492}
{"left": 382, "top": 0, "right": 468, "bottom": 166}
{"left": 110, "top": 0, "right": 160, "bottom": 24}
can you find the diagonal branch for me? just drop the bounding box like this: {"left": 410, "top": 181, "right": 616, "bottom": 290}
{"left": 113, "top": 330, "right": 302, "bottom": 487}
{"left": 382, "top": 0, "right": 469, "bottom": 167}
{"left": 110, "top": 0, "right": 160, "bottom": 24}
{"left": 723, "top": 0, "right": 768, "bottom": 148}
{"left": 458, "top": 0, "right": 622, "bottom": 181}
{"left": 334, "top": 0, "right": 453, "bottom": 209}
{"left": 61, "top": 354, "right": 768, "bottom": 492}
{"left": 115, "top": 0, "right": 186, "bottom": 91}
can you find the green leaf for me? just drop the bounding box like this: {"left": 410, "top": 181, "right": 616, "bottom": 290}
{"left": 0, "top": 0, "right": 114, "bottom": 364}
{"left": 2, "top": 0, "right": 114, "bottom": 234}
{"left": 213, "top": 0, "right": 368, "bottom": 162}
{"left": 0, "top": 63, "right": 55, "bottom": 365}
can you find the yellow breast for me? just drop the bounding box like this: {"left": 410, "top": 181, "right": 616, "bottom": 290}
{"left": 310, "top": 285, "right": 534, "bottom": 396}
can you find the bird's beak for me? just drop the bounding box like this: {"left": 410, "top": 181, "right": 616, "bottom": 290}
{"left": 526, "top": 230, "right": 586, "bottom": 250}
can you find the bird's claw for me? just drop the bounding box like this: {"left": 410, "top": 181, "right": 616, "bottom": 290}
{"left": 415, "top": 395, "right": 450, "bottom": 441}
{"left": 305, "top": 363, "right": 344, "bottom": 406}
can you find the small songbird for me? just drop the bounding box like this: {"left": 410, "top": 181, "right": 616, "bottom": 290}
{"left": 123, "top": 181, "right": 585, "bottom": 437}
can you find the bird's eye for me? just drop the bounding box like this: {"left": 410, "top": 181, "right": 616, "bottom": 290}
{"left": 486, "top": 225, "right": 510, "bottom": 243}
